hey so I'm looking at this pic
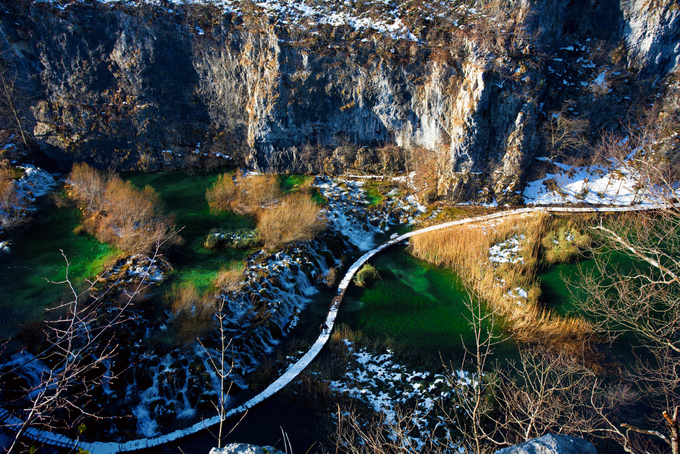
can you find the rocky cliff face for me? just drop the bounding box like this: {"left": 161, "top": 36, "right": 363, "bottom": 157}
{"left": 0, "top": 0, "right": 677, "bottom": 203}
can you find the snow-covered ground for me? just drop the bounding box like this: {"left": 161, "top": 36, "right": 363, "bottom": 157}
{"left": 0, "top": 164, "right": 57, "bottom": 236}
{"left": 489, "top": 234, "right": 525, "bottom": 265}
{"left": 315, "top": 177, "right": 382, "bottom": 251}
{"left": 523, "top": 156, "right": 657, "bottom": 206}
{"left": 15, "top": 165, "right": 58, "bottom": 199}
{"left": 314, "top": 176, "right": 430, "bottom": 251}
{"left": 329, "top": 340, "right": 473, "bottom": 451}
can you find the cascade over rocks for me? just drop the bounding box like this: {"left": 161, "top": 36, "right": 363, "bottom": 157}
{"left": 0, "top": 0, "right": 677, "bottom": 203}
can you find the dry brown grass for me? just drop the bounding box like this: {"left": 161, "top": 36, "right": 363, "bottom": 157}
{"left": 67, "top": 163, "right": 181, "bottom": 255}
{"left": 409, "top": 213, "right": 593, "bottom": 352}
{"left": 214, "top": 262, "right": 245, "bottom": 292}
{"left": 257, "top": 192, "right": 326, "bottom": 249}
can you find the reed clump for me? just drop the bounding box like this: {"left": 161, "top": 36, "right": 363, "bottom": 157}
{"left": 257, "top": 192, "right": 326, "bottom": 248}
{"left": 409, "top": 213, "right": 593, "bottom": 352}
{"left": 541, "top": 219, "right": 590, "bottom": 264}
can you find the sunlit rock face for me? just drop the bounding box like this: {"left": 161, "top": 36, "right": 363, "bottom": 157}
{"left": 0, "top": 0, "right": 677, "bottom": 203}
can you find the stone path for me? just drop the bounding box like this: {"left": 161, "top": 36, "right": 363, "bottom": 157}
{"left": 1, "top": 204, "right": 661, "bottom": 453}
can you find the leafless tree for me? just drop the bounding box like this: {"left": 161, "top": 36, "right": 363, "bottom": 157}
{"left": 334, "top": 404, "right": 450, "bottom": 454}
{"left": 574, "top": 208, "right": 680, "bottom": 454}
{"left": 570, "top": 113, "right": 680, "bottom": 453}
{"left": 443, "top": 294, "right": 503, "bottom": 454}
{"left": 0, "top": 56, "right": 29, "bottom": 147}
{"left": 543, "top": 104, "right": 590, "bottom": 162}
{"left": 199, "top": 296, "right": 243, "bottom": 450}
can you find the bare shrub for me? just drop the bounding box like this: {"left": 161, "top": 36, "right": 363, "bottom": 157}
{"left": 99, "top": 177, "right": 178, "bottom": 255}
{"left": 334, "top": 405, "right": 449, "bottom": 454}
{"left": 0, "top": 164, "right": 23, "bottom": 232}
{"left": 233, "top": 173, "right": 280, "bottom": 215}
{"left": 0, "top": 165, "right": 15, "bottom": 205}
{"left": 206, "top": 173, "right": 238, "bottom": 214}
{"left": 257, "top": 192, "right": 325, "bottom": 248}
{"left": 324, "top": 267, "right": 339, "bottom": 287}
{"left": 166, "top": 282, "right": 215, "bottom": 344}
{"left": 67, "top": 162, "right": 107, "bottom": 215}
{"left": 206, "top": 171, "right": 280, "bottom": 216}
{"left": 67, "top": 163, "right": 180, "bottom": 255}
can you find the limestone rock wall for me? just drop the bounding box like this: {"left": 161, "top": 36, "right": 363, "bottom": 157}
{"left": 0, "top": 0, "right": 677, "bottom": 203}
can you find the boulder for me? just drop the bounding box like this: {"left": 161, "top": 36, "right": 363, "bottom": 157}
{"left": 494, "top": 434, "right": 597, "bottom": 454}
{"left": 210, "top": 443, "right": 285, "bottom": 454}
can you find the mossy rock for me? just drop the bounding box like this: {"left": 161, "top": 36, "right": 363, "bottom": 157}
{"left": 353, "top": 264, "right": 381, "bottom": 287}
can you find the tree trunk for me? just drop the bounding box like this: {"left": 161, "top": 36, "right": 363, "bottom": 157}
{"left": 663, "top": 407, "right": 679, "bottom": 454}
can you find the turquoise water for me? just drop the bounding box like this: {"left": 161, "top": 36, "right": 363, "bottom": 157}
{"left": 0, "top": 193, "right": 121, "bottom": 338}
{"left": 339, "top": 244, "right": 515, "bottom": 365}
{"left": 124, "top": 171, "right": 255, "bottom": 294}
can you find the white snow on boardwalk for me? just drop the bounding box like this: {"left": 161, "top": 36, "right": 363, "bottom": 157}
{"left": 1, "top": 203, "right": 669, "bottom": 453}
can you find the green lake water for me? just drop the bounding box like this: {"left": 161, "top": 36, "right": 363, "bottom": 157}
{"left": 339, "top": 244, "right": 515, "bottom": 366}
{"left": 0, "top": 194, "right": 121, "bottom": 338}
{"left": 538, "top": 251, "right": 644, "bottom": 317}
{"left": 0, "top": 170, "right": 252, "bottom": 340}
{"left": 124, "top": 170, "right": 254, "bottom": 295}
